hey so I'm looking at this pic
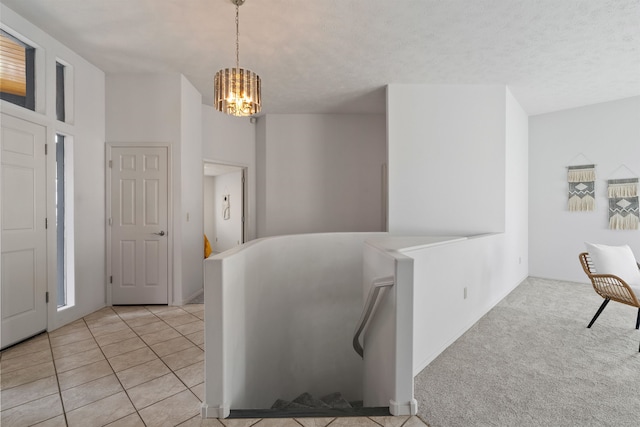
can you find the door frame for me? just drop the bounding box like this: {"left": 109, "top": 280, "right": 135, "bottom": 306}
{"left": 203, "top": 159, "right": 249, "bottom": 245}
{"left": 106, "top": 142, "right": 173, "bottom": 306}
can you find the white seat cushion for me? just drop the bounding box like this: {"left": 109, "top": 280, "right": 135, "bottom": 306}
{"left": 585, "top": 243, "right": 640, "bottom": 291}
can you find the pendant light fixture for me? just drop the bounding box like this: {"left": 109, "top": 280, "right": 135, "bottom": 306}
{"left": 214, "top": 0, "right": 261, "bottom": 117}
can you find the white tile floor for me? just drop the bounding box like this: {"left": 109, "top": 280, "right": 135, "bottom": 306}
{"left": 0, "top": 304, "right": 429, "bottom": 427}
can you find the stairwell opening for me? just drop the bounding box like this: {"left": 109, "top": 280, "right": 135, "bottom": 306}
{"left": 229, "top": 392, "right": 390, "bottom": 419}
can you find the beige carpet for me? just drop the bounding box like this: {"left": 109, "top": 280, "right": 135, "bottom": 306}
{"left": 414, "top": 277, "right": 640, "bottom": 427}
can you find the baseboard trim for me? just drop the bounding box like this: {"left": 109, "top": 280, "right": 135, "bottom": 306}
{"left": 201, "top": 402, "right": 229, "bottom": 419}
{"left": 389, "top": 399, "right": 418, "bottom": 416}
{"left": 182, "top": 288, "right": 204, "bottom": 305}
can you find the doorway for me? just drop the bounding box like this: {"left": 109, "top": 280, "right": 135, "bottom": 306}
{"left": 203, "top": 162, "right": 246, "bottom": 255}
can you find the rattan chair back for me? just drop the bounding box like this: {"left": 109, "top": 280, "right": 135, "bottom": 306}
{"left": 579, "top": 252, "right": 640, "bottom": 308}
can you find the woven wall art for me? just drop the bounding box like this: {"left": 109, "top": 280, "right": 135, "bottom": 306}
{"left": 567, "top": 164, "right": 595, "bottom": 211}
{"left": 608, "top": 178, "right": 639, "bottom": 230}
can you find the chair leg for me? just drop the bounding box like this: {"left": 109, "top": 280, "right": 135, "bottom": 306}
{"left": 587, "top": 299, "right": 610, "bottom": 328}
{"left": 636, "top": 308, "right": 640, "bottom": 330}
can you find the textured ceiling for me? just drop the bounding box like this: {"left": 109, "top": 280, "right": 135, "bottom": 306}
{"left": 2, "top": 0, "right": 639, "bottom": 115}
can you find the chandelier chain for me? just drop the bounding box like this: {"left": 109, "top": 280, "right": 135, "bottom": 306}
{"left": 235, "top": 3, "right": 240, "bottom": 71}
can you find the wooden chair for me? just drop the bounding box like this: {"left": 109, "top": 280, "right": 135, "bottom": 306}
{"left": 579, "top": 252, "right": 640, "bottom": 351}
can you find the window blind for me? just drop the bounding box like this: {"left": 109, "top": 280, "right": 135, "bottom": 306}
{"left": 0, "top": 33, "right": 27, "bottom": 96}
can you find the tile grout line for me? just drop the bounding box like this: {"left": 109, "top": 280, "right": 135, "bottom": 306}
{"left": 47, "top": 331, "right": 70, "bottom": 427}
{"left": 156, "top": 305, "right": 218, "bottom": 425}
{"left": 0, "top": 340, "right": 51, "bottom": 382}
{"left": 0, "top": 335, "right": 62, "bottom": 425}
{"left": 0, "top": 343, "right": 48, "bottom": 367}
{"left": 3, "top": 304, "right": 205, "bottom": 427}
{"left": 82, "top": 307, "right": 146, "bottom": 427}
{"left": 144, "top": 305, "right": 206, "bottom": 420}
{"left": 107, "top": 305, "right": 189, "bottom": 425}
{"left": 110, "top": 305, "right": 204, "bottom": 424}
{"left": 115, "top": 305, "right": 205, "bottom": 392}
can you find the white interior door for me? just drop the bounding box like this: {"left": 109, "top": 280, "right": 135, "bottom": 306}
{"left": 1, "top": 114, "right": 47, "bottom": 349}
{"left": 110, "top": 146, "right": 168, "bottom": 305}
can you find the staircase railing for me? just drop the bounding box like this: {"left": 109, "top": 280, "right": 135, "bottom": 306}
{"left": 352, "top": 275, "right": 395, "bottom": 358}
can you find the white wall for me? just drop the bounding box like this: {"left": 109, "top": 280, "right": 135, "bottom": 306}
{"left": 106, "top": 73, "right": 182, "bottom": 304}
{"left": 256, "top": 118, "right": 267, "bottom": 236}
{"left": 504, "top": 88, "right": 530, "bottom": 283}
{"left": 203, "top": 232, "right": 387, "bottom": 416}
{"left": 409, "top": 234, "right": 519, "bottom": 371}
{"left": 105, "top": 74, "right": 181, "bottom": 143}
{"left": 179, "top": 76, "right": 203, "bottom": 303}
{"left": 256, "top": 114, "right": 387, "bottom": 237}
{"left": 387, "top": 84, "right": 506, "bottom": 235}
{"left": 106, "top": 73, "right": 203, "bottom": 304}
{"left": 106, "top": 74, "right": 183, "bottom": 303}
{"left": 210, "top": 170, "right": 243, "bottom": 253}
{"left": 529, "top": 96, "right": 640, "bottom": 282}
{"left": 202, "top": 106, "right": 256, "bottom": 240}
{"left": 1, "top": 5, "right": 106, "bottom": 330}
{"left": 204, "top": 176, "right": 215, "bottom": 242}
{"left": 385, "top": 84, "right": 529, "bottom": 373}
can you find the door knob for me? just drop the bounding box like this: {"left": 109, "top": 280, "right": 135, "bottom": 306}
{"left": 154, "top": 231, "right": 165, "bottom": 236}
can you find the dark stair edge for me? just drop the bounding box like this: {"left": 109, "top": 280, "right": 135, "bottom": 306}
{"left": 228, "top": 407, "right": 391, "bottom": 419}
{"left": 320, "top": 392, "right": 352, "bottom": 409}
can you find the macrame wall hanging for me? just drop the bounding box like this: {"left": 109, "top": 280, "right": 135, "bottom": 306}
{"left": 567, "top": 164, "right": 595, "bottom": 211}
{"left": 608, "top": 178, "right": 639, "bottom": 230}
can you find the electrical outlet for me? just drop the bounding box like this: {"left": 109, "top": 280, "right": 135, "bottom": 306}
{"left": 464, "top": 287, "right": 468, "bottom": 299}
{"left": 519, "top": 256, "right": 522, "bottom": 265}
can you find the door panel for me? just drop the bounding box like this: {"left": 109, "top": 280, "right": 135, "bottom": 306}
{"left": 3, "top": 249, "right": 36, "bottom": 317}
{"left": 111, "top": 146, "right": 168, "bottom": 304}
{"left": 1, "top": 114, "right": 47, "bottom": 349}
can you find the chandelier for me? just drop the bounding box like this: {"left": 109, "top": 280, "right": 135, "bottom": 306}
{"left": 214, "top": 0, "right": 261, "bottom": 117}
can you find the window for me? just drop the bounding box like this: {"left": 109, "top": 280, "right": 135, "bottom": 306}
{"left": 56, "top": 62, "right": 65, "bottom": 121}
{"left": 0, "top": 30, "right": 35, "bottom": 110}
{"left": 56, "top": 134, "right": 66, "bottom": 307}
{"left": 56, "top": 134, "right": 75, "bottom": 309}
